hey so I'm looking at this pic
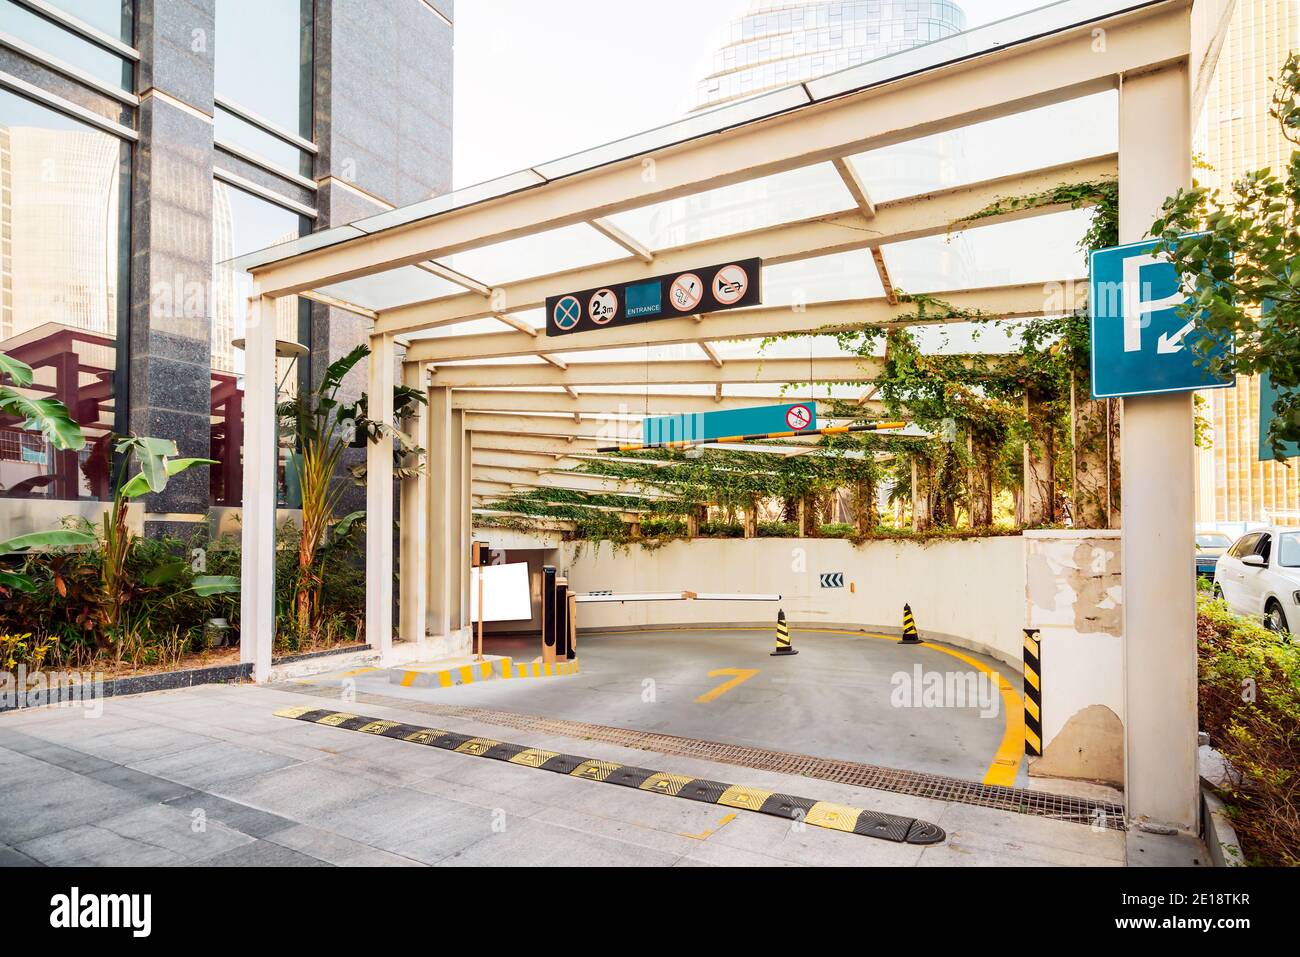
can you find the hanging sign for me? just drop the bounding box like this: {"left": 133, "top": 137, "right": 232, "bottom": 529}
{"left": 545, "top": 258, "right": 762, "bottom": 336}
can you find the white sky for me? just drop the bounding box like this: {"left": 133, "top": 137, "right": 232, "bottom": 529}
{"left": 452, "top": 0, "right": 1056, "bottom": 187}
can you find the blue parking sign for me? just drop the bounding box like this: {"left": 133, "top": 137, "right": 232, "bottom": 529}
{"left": 1089, "top": 238, "right": 1233, "bottom": 399}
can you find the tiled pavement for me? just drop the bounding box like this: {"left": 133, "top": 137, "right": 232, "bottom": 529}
{"left": 0, "top": 683, "right": 1128, "bottom": 867}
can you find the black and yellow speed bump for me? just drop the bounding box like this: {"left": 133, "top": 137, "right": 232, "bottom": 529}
{"left": 274, "top": 706, "right": 946, "bottom": 846}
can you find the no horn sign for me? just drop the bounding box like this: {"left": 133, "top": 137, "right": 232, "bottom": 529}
{"left": 545, "top": 258, "right": 762, "bottom": 336}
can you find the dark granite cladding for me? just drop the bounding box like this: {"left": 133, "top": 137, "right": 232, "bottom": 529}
{"left": 135, "top": 0, "right": 218, "bottom": 114}
{"left": 0, "top": 662, "right": 252, "bottom": 713}
{"left": 129, "top": 2, "right": 216, "bottom": 526}
{"left": 315, "top": 0, "right": 454, "bottom": 210}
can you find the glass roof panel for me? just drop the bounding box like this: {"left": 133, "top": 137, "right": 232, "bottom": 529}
{"left": 317, "top": 265, "right": 463, "bottom": 311}
{"left": 882, "top": 209, "right": 1092, "bottom": 295}
{"left": 910, "top": 316, "right": 1041, "bottom": 356}
{"left": 846, "top": 91, "right": 1116, "bottom": 204}
{"left": 440, "top": 223, "right": 628, "bottom": 287}
{"left": 604, "top": 162, "right": 854, "bottom": 251}
{"left": 404, "top": 317, "right": 507, "bottom": 340}
{"left": 762, "top": 249, "right": 886, "bottom": 306}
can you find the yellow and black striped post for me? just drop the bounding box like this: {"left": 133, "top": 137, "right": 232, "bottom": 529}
{"left": 1023, "top": 628, "right": 1042, "bottom": 757}
{"left": 770, "top": 609, "right": 797, "bottom": 656}
{"left": 900, "top": 603, "right": 921, "bottom": 644}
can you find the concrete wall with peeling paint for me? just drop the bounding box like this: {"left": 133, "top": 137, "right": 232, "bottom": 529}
{"left": 1024, "top": 529, "right": 1124, "bottom": 784}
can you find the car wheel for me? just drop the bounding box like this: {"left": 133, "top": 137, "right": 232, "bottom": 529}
{"left": 1264, "top": 600, "right": 1289, "bottom": 634}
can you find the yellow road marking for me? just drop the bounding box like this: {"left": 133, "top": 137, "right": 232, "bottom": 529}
{"left": 695, "top": 667, "right": 760, "bottom": 703}
{"left": 680, "top": 812, "right": 737, "bottom": 841}
{"left": 589, "top": 625, "right": 1025, "bottom": 788}
{"left": 399, "top": 670, "right": 418, "bottom": 687}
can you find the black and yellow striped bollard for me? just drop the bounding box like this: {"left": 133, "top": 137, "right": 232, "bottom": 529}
{"left": 770, "top": 609, "right": 798, "bottom": 656}
{"left": 1023, "top": 628, "right": 1042, "bottom": 757}
{"left": 899, "top": 603, "right": 921, "bottom": 644}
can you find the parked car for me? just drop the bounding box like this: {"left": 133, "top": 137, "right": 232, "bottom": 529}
{"left": 1212, "top": 526, "right": 1300, "bottom": 632}
{"left": 1195, "top": 531, "right": 1233, "bottom": 579}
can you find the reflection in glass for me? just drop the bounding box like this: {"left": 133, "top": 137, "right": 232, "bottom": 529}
{"left": 42, "top": 0, "right": 134, "bottom": 42}
{"left": 0, "top": 89, "right": 127, "bottom": 505}
{"left": 214, "top": 106, "right": 310, "bottom": 176}
{"left": 1, "top": 0, "right": 134, "bottom": 90}
{"left": 215, "top": 0, "right": 312, "bottom": 137}
{"left": 210, "top": 181, "right": 307, "bottom": 507}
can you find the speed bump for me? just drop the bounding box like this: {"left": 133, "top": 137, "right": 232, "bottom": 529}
{"left": 274, "top": 706, "right": 946, "bottom": 846}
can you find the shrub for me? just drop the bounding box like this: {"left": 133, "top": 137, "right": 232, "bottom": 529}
{"left": 1198, "top": 595, "right": 1300, "bottom": 866}
{"left": 699, "top": 521, "right": 744, "bottom": 538}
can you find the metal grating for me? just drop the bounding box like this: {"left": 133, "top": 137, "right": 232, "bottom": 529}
{"left": 286, "top": 683, "right": 1127, "bottom": 831}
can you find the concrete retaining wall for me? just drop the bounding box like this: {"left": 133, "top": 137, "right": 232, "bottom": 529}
{"left": 559, "top": 536, "right": 1028, "bottom": 668}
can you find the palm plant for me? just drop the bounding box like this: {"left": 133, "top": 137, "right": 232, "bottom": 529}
{"left": 278, "top": 344, "right": 425, "bottom": 641}
{"left": 99, "top": 436, "right": 235, "bottom": 640}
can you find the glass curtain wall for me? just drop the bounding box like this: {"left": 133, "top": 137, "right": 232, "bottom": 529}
{"left": 0, "top": 88, "right": 131, "bottom": 514}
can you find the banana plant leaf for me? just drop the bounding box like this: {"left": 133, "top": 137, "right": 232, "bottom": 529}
{"left": 192, "top": 575, "right": 239, "bottom": 596}
{"left": 0, "top": 392, "right": 85, "bottom": 451}
{"left": 0, "top": 569, "right": 35, "bottom": 593}
{"left": 0, "top": 529, "right": 96, "bottom": 555}
{"left": 0, "top": 351, "right": 35, "bottom": 387}
{"left": 121, "top": 457, "right": 217, "bottom": 499}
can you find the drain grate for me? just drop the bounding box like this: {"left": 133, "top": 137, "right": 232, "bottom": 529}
{"left": 285, "top": 683, "right": 1127, "bottom": 831}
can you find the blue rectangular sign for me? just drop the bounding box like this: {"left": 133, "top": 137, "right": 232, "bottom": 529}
{"left": 1089, "top": 237, "right": 1233, "bottom": 399}
{"left": 1259, "top": 371, "right": 1299, "bottom": 462}
{"left": 642, "top": 402, "right": 814, "bottom": 446}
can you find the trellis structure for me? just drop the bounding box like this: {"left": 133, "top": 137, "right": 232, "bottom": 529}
{"left": 232, "top": 0, "right": 1235, "bottom": 832}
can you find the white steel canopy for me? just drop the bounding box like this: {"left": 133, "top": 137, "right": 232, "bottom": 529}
{"left": 234, "top": 0, "right": 1232, "bottom": 836}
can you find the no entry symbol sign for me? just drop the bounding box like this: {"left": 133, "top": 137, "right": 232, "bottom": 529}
{"left": 553, "top": 295, "right": 581, "bottom": 331}
{"left": 712, "top": 264, "right": 749, "bottom": 305}
{"left": 669, "top": 273, "right": 704, "bottom": 312}
{"left": 785, "top": 404, "right": 812, "bottom": 430}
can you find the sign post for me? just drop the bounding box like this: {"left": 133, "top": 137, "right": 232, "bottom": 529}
{"left": 470, "top": 541, "right": 491, "bottom": 662}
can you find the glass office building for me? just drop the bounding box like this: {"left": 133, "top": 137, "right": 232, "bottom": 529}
{"left": 0, "top": 0, "right": 453, "bottom": 537}
{"left": 695, "top": 0, "right": 967, "bottom": 111}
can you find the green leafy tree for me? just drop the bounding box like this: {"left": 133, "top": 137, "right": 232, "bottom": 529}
{"left": 1153, "top": 52, "right": 1300, "bottom": 458}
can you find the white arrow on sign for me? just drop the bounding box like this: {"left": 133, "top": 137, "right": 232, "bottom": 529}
{"left": 1157, "top": 319, "right": 1196, "bottom": 355}
{"left": 1121, "top": 253, "right": 1185, "bottom": 352}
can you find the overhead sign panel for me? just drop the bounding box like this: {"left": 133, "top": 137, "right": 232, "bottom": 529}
{"left": 1089, "top": 238, "right": 1233, "bottom": 399}
{"left": 641, "top": 402, "right": 813, "bottom": 446}
{"left": 545, "top": 258, "right": 762, "bottom": 336}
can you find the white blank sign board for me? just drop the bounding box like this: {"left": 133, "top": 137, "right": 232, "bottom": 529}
{"left": 469, "top": 562, "right": 532, "bottom": 623}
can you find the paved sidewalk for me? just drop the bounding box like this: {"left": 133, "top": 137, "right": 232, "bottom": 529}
{"left": 0, "top": 682, "right": 1129, "bottom": 866}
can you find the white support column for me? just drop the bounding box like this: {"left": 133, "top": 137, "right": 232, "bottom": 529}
{"left": 427, "top": 386, "right": 455, "bottom": 637}
{"left": 399, "top": 361, "right": 428, "bottom": 644}
{"left": 455, "top": 410, "right": 472, "bottom": 630}
{"left": 366, "top": 333, "right": 396, "bottom": 660}
{"left": 239, "top": 293, "right": 276, "bottom": 682}
{"left": 1119, "top": 63, "right": 1198, "bottom": 832}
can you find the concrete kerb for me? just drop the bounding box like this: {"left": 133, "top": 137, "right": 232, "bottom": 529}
{"left": 1200, "top": 780, "right": 1245, "bottom": 867}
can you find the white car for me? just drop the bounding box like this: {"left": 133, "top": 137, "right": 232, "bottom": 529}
{"left": 1212, "top": 526, "right": 1300, "bottom": 633}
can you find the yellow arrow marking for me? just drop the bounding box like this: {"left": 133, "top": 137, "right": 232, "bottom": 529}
{"left": 680, "top": 812, "right": 737, "bottom": 840}
{"left": 695, "top": 668, "right": 759, "bottom": 703}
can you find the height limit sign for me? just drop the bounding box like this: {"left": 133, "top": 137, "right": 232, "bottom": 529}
{"left": 545, "top": 258, "right": 762, "bottom": 336}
